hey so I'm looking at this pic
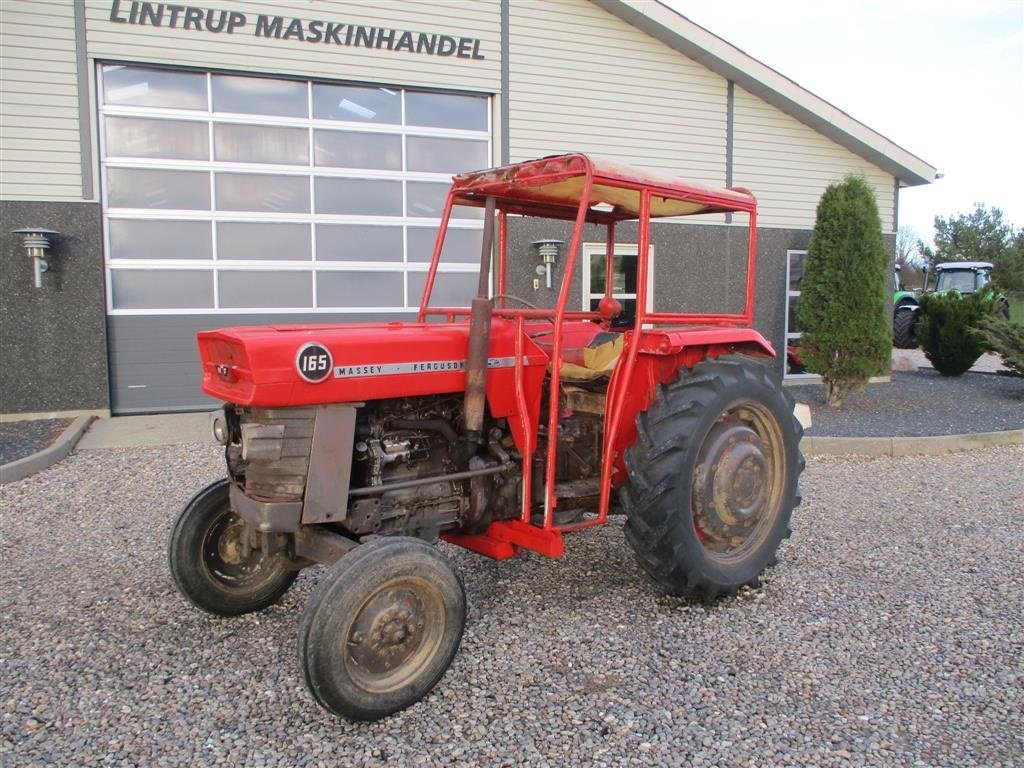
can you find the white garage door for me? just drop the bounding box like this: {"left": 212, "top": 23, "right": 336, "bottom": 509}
{"left": 97, "top": 64, "right": 490, "bottom": 412}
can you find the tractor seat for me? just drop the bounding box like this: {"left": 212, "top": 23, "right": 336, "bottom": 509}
{"left": 559, "top": 331, "right": 623, "bottom": 381}
{"left": 529, "top": 319, "right": 623, "bottom": 380}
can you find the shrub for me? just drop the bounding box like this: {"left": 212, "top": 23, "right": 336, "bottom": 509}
{"left": 1009, "top": 295, "right": 1024, "bottom": 324}
{"left": 916, "top": 291, "right": 995, "bottom": 376}
{"left": 796, "top": 175, "right": 890, "bottom": 406}
{"left": 976, "top": 313, "right": 1024, "bottom": 377}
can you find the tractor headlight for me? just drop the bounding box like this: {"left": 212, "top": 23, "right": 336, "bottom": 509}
{"left": 212, "top": 415, "right": 229, "bottom": 446}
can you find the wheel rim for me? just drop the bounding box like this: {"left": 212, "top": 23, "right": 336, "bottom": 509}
{"left": 201, "top": 508, "right": 279, "bottom": 591}
{"left": 691, "top": 400, "right": 786, "bottom": 562}
{"left": 343, "top": 577, "right": 445, "bottom": 695}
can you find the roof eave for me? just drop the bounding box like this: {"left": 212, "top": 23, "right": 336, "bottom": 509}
{"left": 591, "top": 0, "right": 937, "bottom": 187}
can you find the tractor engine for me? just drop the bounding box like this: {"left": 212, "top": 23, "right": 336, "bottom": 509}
{"left": 223, "top": 395, "right": 523, "bottom": 541}
{"left": 349, "top": 396, "right": 470, "bottom": 539}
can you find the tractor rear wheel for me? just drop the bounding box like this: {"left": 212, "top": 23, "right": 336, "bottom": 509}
{"left": 893, "top": 308, "right": 919, "bottom": 348}
{"left": 298, "top": 536, "right": 465, "bottom": 721}
{"left": 168, "top": 479, "right": 297, "bottom": 616}
{"left": 620, "top": 356, "right": 803, "bottom": 599}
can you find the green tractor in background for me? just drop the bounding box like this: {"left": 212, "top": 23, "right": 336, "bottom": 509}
{"left": 892, "top": 265, "right": 921, "bottom": 348}
{"left": 892, "top": 261, "right": 1009, "bottom": 349}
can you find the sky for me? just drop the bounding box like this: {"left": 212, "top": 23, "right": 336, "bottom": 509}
{"left": 663, "top": 0, "right": 1024, "bottom": 247}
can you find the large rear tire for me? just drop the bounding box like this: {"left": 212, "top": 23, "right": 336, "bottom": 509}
{"left": 168, "top": 479, "right": 297, "bottom": 616}
{"left": 893, "top": 308, "right": 919, "bottom": 349}
{"left": 620, "top": 356, "right": 803, "bottom": 599}
{"left": 298, "top": 536, "right": 465, "bottom": 721}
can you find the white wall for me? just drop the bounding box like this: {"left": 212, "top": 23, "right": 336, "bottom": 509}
{"left": 508, "top": 0, "right": 727, "bottom": 187}
{"left": 0, "top": 0, "right": 83, "bottom": 201}
{"left": 509, "top": 0, "right": 895, "bottom": 231}
{"left": 2, "top": 0, "right": 898, "bottom": 228}
{"left": 733, "top": 85, "right": 895, "bottom": 231}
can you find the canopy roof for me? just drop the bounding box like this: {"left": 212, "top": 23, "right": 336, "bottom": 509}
{"left": 934, "top": 261, "right": 993, "bottom": 271}
{"left": 451, "top": 153, "right": 756, "bottom": 224}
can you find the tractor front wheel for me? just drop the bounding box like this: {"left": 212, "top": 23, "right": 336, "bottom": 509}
{"left": 621, "top": 356, "right": 803, "bottom": 599}
{"left": 298, "top": 536, "right": 465, "bottom": 721}
{"left": 168, "top": 479, "right": 297, "bottom": 616}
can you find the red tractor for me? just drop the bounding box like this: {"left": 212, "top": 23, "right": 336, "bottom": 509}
{"left": 169, "top": 154, "right": 803, "bottom": 721}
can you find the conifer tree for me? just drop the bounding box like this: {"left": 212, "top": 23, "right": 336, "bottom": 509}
{"left": 918, "top": 291, "right": 995, "bottom": 376}
{"left": 976, "top": 314, "right": 1024, "bottom": 377}
{"left": 796, "top": 176, "right": 891, "bottom": 406}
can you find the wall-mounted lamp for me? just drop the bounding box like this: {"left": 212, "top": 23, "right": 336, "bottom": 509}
{"left": 12, "top": 228, "right": 60, "bottom": 288}
{"left": 531, "top": 239, "right": 563, "bottom": 290}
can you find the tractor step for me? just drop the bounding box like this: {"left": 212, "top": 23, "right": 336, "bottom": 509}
{"left": 442, "top": 520, "right": 565, "bottom": 560}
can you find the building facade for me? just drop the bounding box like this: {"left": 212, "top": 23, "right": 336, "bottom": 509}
{"left": 0, "top": 0, "right": 935, "bottom": 416}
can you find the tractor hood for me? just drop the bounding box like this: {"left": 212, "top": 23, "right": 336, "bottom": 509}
{"left": 198, "top": 319, "right": 548, "bottom": 408}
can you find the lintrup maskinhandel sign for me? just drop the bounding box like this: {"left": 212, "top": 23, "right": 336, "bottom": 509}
{"left": 108, "top": 1, "right": 487, "bottom": 59}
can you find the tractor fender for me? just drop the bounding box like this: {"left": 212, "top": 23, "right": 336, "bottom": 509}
{"left": 894, "top": 301, "right": 920, "bottom": 315}
{"left": 604, "top": 326, "right": 776, "bottom": 485}
{"left": 632, "top": 326, "right": 775, "bottom": 361}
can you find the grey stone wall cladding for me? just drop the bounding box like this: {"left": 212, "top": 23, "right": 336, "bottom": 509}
{"left": 1, "top": 201, "right": 109, "bottom": 415}
{"left": 2, "top": 200, "right": 811, "bottom": 414}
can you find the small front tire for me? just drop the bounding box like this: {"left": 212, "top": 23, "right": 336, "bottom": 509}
{"left": 298, "top": 536, "right": 466, "bottom": 721}
{"left": 168, "top": 479, "right": 297, "bottom": 616}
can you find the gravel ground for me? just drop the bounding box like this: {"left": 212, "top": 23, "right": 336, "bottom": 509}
{"left": 2, "top": 443, "right": 1022, "bottom": 767}
{"left": 0, "top": 419, "right": 72, "bottom": 465}
{"left": 789, "top": 370, "right": 1024, "bottom": 437}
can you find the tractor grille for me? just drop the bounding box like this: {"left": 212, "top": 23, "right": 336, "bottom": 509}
{"left": 241, "top": 407, "right": 316, "bottom": 500}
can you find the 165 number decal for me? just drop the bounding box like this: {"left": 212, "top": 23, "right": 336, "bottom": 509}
{"left": 296, "top": 343, "right": 333, "bottom": 383}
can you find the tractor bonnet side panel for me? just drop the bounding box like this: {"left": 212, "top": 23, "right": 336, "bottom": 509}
{"left": 197, "top": 321, "right": 548, "bottom": 446}
{"left": 199, "top": 322, "right": 476, "bottom": 406}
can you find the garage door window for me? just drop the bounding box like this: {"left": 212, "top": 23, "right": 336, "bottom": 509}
{"left": 99, "top": 64, "right": 490, "bottom": 314}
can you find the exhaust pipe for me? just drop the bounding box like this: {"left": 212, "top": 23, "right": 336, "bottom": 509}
{"left": 462, "top": 196, "right": 496, "bottom": 458}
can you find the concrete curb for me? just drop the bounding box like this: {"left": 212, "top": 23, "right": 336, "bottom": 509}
{"left": 0, "top": 416, "right": 96, "bottom": 484}
{"left": 801, "top": 429, "right": 1024, "bottom": 457}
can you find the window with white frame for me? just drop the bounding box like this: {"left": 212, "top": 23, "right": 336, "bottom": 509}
{"left": 581, "top": 243, "right": 653, "bottom": 319}
{"left": 99, "top": 64, "right": 491, "bottom": 314}
{"left": 785, "top": 249, "right": 812, "bottom": 376}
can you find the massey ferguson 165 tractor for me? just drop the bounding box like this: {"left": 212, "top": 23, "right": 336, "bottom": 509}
{"left": 169, "top": 154, "right": 803, "bottom": 721}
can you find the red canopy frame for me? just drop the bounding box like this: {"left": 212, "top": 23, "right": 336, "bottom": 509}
{"left": 418, "top": 154, "right": 760, "bottom": 549}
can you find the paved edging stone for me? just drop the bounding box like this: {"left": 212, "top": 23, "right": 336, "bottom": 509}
{"left": 0, "top": 415, "right": 95, "bottom": 484}
{"left": 801, "top": 428, "right": 1024, "bottom": 457}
